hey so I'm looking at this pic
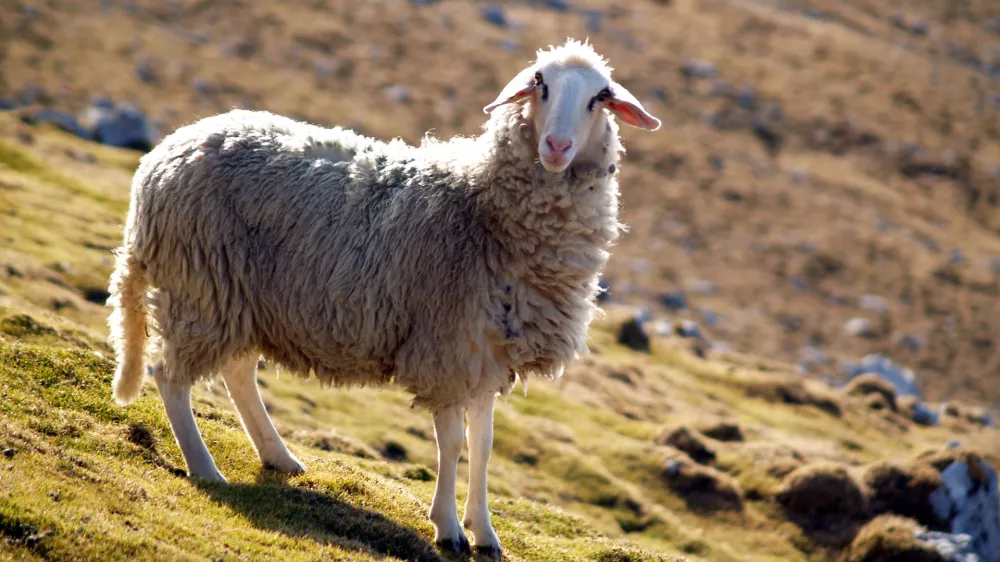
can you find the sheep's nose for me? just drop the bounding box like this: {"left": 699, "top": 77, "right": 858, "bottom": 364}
{"left": 545, "top": 135, "right": 573, "bottom": 155}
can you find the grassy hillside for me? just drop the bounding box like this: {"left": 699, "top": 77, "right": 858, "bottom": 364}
{"left": 1, "top": 114, "right": 999, "bottom": 561}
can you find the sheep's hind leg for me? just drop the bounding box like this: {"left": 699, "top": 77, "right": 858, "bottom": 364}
{"left": 463, "top": 392, "right": 502, "bottom": 560}
{"left": 429, "top": 405, "right": 471, "bottom": 555}
{"left": 220, "top": 355, "right": 305, "bottom": 474}
{"left": 154, "top": 361, "right": 226, "bottom": 482}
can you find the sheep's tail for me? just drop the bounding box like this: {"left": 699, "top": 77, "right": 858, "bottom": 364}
{"left": 107, "top": 247, "right": 149, "bottom": 406}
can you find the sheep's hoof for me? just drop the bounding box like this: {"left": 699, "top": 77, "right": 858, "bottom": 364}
{"left": 263, "top": 455, "right": 307, "bottom": 475}
{"left": 436, "top": 536, "right": 472, "bottom": 556}
{"left": 192, "top": 470, "right": 228, "bottom": 484}
{"left": 474, "top": 545, "right": 503, "bottom": 561}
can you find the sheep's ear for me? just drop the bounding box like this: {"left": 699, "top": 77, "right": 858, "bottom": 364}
{"left": 483, "top": 67, "right": 538, "bottom": 114}
{"left": 606, "top": 80, "right": 661, "bottom": 131}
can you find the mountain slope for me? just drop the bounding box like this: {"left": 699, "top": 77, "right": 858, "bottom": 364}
{"left": 1, "top": 115, "right": 998, "bottom": 561}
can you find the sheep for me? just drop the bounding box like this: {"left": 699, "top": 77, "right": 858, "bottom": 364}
{"left": 106, "top": 38, "right": 660, "bottom": 560}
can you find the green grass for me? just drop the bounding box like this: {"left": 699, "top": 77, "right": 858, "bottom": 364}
{"left": 0, "top": 114, "right": 998, "bottom": 562}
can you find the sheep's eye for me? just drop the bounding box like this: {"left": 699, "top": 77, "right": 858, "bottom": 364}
{"left": 533, "top": 72, "right": 544, "bottom": 85}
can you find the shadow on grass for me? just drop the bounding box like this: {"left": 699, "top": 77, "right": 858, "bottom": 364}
{"left": 193, "top": 469, "right": 448, "bottom": 562}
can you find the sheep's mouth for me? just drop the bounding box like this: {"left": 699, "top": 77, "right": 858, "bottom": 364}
{"left": 540, "top": 154, "right": 570, "bottom": 172}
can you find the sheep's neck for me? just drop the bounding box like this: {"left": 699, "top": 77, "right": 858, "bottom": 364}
{"left": 475, "top": 104, "right": 624, "bottom": 273}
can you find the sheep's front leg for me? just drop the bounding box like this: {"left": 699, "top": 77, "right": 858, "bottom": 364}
{"left": 154, "top": 361, "right": 226, "bottom": 482}
{"left": 221, "top": 356, "right": 305, "bottom": 474}
{"left": 429, "top": 405, "right": 471, "bottom": 555}
{"left": 464, "top": 392, "right": 502, "bottom": 560}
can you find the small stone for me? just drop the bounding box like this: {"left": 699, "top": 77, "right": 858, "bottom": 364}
{"left": 844, "top": 318, "right": 875, "bottom": 338}
{"left": 681, "top": 58, "right": 715, "bottom": 78}
{"left": 737, "top": 87, "right": 756, "bottom": 109}
{"left": 658, "top": 291, "right": 687, "bottom": 311}
{"left": 699, "top": 308, "right": 722, "bottom": 328}
{"left": 675, "top": 320, "right": 701, "bottom": 339}
{"left": 481, "top": 5, "right": 507, "bottom": 27}
{"left": 29, "top": 108, "right": 91, "bottom": 140}
{"left": 193, "top": 77, "right": 214, "bottom": 95}
{"left": 859, "top": 294, "right": 889, "bottom": 314}
{"left": 896, "top": 334, "right": 923, "bottom": 352}
{"left": 545, "top": 0, "right": 572, "bottom": 11}
{"left": 135, "top": 61, "right": 157, "bottom": 84}
{"left": 802, "top": 8, "right": 824, "bottom": 20}
{"left": 687, "top": 278, "right": 717, "bottom": 295}
{"left": 2, "top": 448, "right": 14, "bottom": 459}
{"left": 382, "top": 85, "right": 411, "bottom": 104}
{"left": 84, "top": 99, "right": 158, "bottom": 152}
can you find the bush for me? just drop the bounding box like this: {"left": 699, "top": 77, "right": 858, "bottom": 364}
{"left": 777, "top": 463, "right": 867, "bottom": 531}
{"left": 661, "top": 459, "right": 743, "bottom": 512}
{"left": 844, "top": 515, "right": 945, "bottom": 562}
{"left": 655, "top": 426, "right": 716, "bottom": 464}
{"left": 698, "top": 421, "right": 744, "bottom": 442}
{"left": 844, "top": 374, "right": 898, "bottom": 412}
{"left": 862, "top": 461, "right": 944, "bottom": 529}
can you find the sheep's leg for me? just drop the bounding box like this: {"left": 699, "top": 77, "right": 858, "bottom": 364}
{"left": 463, "top": 392, "right": 502, "bottom": 560}
{"left": 220, "top": 355, "right": 305, "bottom": 474}
{"left": 154, "top": 361, "right": 227, "bottom": 482}
{"left": 429, "top": 405, "right": 471, "bottom": 555}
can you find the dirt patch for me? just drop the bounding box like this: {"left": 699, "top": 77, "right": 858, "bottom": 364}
{"left": 125, "top": 422, "right": 157, "bottom": 451}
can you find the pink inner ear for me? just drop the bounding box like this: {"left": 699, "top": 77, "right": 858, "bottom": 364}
{"left": 483, "top": 87, "right": 534, "bottom": 113}
{"left": 607, "top": 100, "right": 660, "bottom": 130}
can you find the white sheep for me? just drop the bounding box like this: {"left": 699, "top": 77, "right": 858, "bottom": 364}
{"left": 107, "top": 38, "right": 660, "bottom": 559}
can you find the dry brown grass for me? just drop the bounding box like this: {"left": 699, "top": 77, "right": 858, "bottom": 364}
{"left": 777, "top": 463, "right": 868, "bottom": 541}
{"left": 844, "top": 515, "right": 945, "bottom": 562}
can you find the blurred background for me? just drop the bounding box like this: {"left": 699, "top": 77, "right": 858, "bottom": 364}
{"left": 2, "top": 1, "right": 1000, "bottom": 560}
{"left": 6, "top": 0, "right": 996, "bottom": 409}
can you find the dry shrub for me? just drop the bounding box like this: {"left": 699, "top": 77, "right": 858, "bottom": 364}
{"left": 740, "top": 376, "right": 843, "bottom": 417}
{"left": 655, "top": 426, "right": 716, "bottom": 464}
{"left": 844, "top": 374, "right": 898, "bottom": 412}
{"left": 777, "top": 463, "right": 868, "bottom": 532}
{"left": 914, "top": 446, "right": 994, "bottom": 488}
{"left": 844, "top": 515, "right": 945, "bottom": 562}
{"left": 862, "top": 461, "right": 944, "bottom": 529}
{"left": 661, "top": 459, "right": 743, "bottom": 512}
{"left": 939, "top": 401, "right": 993, "bottom": 426}
{"left": 699, "top": 421, "right": 744, "bottom": 442}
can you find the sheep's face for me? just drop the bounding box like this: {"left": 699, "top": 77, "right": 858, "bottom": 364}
{"left": 484, "top": 43, "right": 661, "bottom": 173}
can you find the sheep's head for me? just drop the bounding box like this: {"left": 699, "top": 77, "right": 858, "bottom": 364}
{"left": 484, "top": 39, "right": 661, "bottom": 173}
